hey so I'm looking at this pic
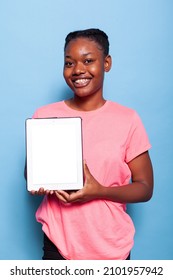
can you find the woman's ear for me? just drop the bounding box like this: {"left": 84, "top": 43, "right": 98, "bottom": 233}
{"left": 104, "top": 55, "right": 112, "bottom": 72}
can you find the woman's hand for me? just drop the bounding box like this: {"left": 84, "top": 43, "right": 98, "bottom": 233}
{"left": 54, "top": 161, "right": 103, "bottom": 203}
{"left": 29, "top": 188, "right": 54, "bottom": 196}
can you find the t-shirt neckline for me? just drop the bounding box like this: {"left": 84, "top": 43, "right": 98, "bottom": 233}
{"left": 62, "top": 100, "right": 110, "bottom": 115}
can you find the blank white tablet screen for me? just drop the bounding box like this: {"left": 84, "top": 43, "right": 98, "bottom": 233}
{"left": 26, "top": 118, "right": 83, "bottom": 191}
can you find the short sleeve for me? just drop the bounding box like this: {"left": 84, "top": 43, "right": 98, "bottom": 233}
{"left": 125, "top": 111, "right": 151, "bottom": 163}
{"left": 32, "top": 110, "right": 39, "bottom": 118}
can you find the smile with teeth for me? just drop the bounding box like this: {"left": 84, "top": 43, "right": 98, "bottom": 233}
{"left": 74, "top": 78, "right": 90, "bottom": 86}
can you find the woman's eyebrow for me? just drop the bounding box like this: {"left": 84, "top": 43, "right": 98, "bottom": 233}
{"left": 65, "top": 52, "right": 94, "bottom": 59}
{"left": 64, "top": 55, "right": 72, "bottom": 59}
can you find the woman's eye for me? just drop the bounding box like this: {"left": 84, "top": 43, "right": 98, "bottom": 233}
{"left": 65, "top": 61, "right": 73, "bottom": 67}
{"left": 85, "top": 59, "right": 93, "bottom": 64}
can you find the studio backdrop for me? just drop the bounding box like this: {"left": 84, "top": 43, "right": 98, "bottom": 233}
{"left": 0, "top": 0, "right": 172, "bottom": 259}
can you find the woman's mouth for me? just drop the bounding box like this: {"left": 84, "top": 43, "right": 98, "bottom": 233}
{"left": 73, "top": 78, "right": 91, "bottom": 87}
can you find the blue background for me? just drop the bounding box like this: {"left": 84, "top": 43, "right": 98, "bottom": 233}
{"left": 0, "top": 0, "right": 172, "bottom": 260}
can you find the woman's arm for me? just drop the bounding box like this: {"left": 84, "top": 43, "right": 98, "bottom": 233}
{"left": 99, "top": 151, "right": 153, "bottom": 203}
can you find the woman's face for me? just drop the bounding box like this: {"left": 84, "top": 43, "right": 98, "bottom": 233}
{"left": 63, "top": 38, "right": 111, "bottom": 99}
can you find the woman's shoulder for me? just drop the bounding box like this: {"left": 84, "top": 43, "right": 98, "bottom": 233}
{"left": 32, "top": 100, "right": 65, "bottom": 118}
{"left": 107, "top": 100, "right": 137, "bottom": 117}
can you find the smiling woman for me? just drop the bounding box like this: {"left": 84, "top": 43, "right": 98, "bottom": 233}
{"left": 28, "top": 28, "right": 153, "bottom": 260}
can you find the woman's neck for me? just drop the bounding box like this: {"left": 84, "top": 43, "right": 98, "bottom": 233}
{"left": 65, "top": 95, "right": 106, "bottom": 112}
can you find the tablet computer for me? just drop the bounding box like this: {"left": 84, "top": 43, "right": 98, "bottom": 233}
{"left": 25, "top": 117, "right": 83, "bottom": 191}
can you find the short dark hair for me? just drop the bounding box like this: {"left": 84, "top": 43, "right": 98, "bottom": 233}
{"left": 64, "top": 28, "right": 109, "bottom": 56}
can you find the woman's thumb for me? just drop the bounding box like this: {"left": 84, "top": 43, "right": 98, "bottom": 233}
{"left": 83, "top": 160, "right": 90, "bottom": 178}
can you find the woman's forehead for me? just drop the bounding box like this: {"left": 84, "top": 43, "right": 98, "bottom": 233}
{"left": 65, "top": 38, "right": 103, "bottom": 55}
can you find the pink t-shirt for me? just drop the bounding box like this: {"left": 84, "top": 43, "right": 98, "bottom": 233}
{"left": 33, "top": 100, "right": 151, "bottom": 259}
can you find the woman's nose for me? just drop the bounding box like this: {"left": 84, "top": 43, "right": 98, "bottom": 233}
{"left": 73, "top": 62, "right": 85, "bottom": 75}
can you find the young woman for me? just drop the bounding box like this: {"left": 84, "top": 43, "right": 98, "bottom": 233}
{"left": 29, "top": 28, "right": 153, "bottom": 260}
